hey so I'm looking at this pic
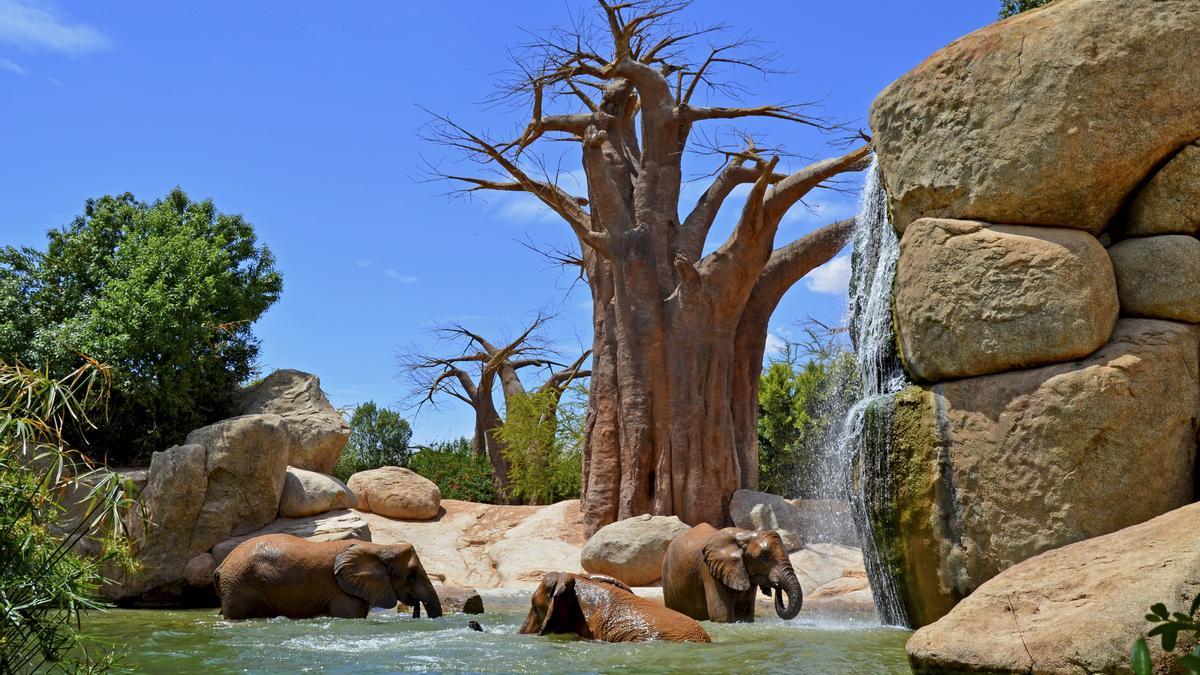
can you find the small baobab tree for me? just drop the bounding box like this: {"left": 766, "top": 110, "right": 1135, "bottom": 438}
{"left": 425, "top": 0, "right": 870, "bottom": 533}
{"left": 399, "top": 315, "right": 591, "bottom": 501}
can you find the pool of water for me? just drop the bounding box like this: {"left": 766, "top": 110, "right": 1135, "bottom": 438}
{"left": 81, "top": 605, "right": 911, "bottom": 674}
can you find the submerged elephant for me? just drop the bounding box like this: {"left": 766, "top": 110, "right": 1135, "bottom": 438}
{"left": 661, "top": 524, "right": 802, "bottom": 622}
{"left": 214, "top": 534, "right": 443, "bottom": 620}
{"left": 519, "top": 572, "right": 711, "bottom": 643}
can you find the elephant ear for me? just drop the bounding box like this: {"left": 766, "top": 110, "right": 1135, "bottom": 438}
{"left": 703, "top": 530, "right": 752, "bottom": 592}
{"left": 334, "top": 544, "right": 398, "bottom": 609}
{"left": 541, "top": 573, "right": 588, "bottom": 637}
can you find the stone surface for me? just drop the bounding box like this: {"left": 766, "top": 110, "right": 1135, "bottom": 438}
{"left": 348, "top": 466, "right": 441, "bottom": 520}
{"left": 210, "top": 509, "right": 371, "bottom": 564}
{"left": 875, "top": 319, "right": 1199, "bottom": 627}
{"left": 182, "top": 553, "right": 216, "bottom": 587}
{"left": 363, "top": 499, "right": 587, "bottom": 589}
{"left": 579, "top": 514, "right": 692, "bottom": 586}
{"left": 870, "top": 0, "right": 1200, "bottom": 233}
{"left": 787, "top": 499, "right": 858, "bottom": 547}
{"left": 729, "top": 490, "right": 804, "bottom": 551}
{"left": 1108, "top": 235, "right": 1200, "bottom": 323}
{"left": 185, "top": 414, "right": 291, "bottom": 551}
{"left": 908, "top": 503, "right": 1200, "bottom": 674}
{"left": 895, "top": 219, "right": 1117, "bottom": 382}
{"left": 277, "top": 466, "right": 358, "bottom": 518}
{"left": 233, "top": 369, "right": 350, "bottom": 474}
{"left": 1127, "top": 143, "right": 1200, "bottom": 236}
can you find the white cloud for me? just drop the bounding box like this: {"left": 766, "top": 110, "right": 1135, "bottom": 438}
{"left": 0, "top": 0, "right": 110, "bottom": 55}
{"left": 764, "top": 332, "right": 786, "bottom": 356}
{"left": 385, "top": 269, "right": 418, "bottom": 283}
{"left": 493, "top": 167, "right": 587, "bottom": 225}
{"left": 804, "top": 254, "right": 851, "bottom": 296}
{"left": 0, "top": 55, "right": 24, "bottom": 73}
{"left": 354, "top": 259, "right": 372, "bottom": 268}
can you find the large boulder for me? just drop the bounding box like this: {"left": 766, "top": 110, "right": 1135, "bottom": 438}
{"left": 579, "top": 514, "right": 692, "bottom": 586}
{"left": 210, "top": 509, "right": 371, "bottom": 564}
{"left": 729, "top": 490, "right": 804, "bottom": 551}
{"left": 870, "top": 0, "right": 1200, "bottom": 233}
{"left": 184, "top": 414, "right": 291, "bottom": 551}
{"left": 908, "top": 502, "right": 1200, "bottom": 674}
{"left": 233, "top": 369, "right": 350, "bottom": 474}
{"left": 348, "top": 466, "right": 441, "bottom": 520}
{"left": 1127, "top": 142, "right": 1200, "bottom": 237}
{"left": 895, "top": 219, "right": 1118, "bottom": 381}
{"left": 277, "top": 466, "right": 358, "bottom": 518}
{"left": 1108, "top": 235, "right": 1200, "bottom": 323}
{"left": 870, "top": 319, "right": 1198, "bottom": 627}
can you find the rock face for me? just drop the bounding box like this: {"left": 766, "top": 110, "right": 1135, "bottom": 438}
{"left": 1127, "top": 143, "right": 1200, "bottom": 236}
{"left": 870, "top": 0, "right": 1200, "bottom": 233}
{"left": 1108, "top": 235, "right": 1200, "bottom": 323}
{"left": 907, "top": 503, "right": 1200, "bottom": 674}
{"left": 182, "top": 553, "right": 216, "bottom": 588}
{"left": 729, "top": 490, "right": 805, "bottom": 551}
{"left": 895, "top": 219, "right": 1118, "bottom": 382}
{"left": 579, "top": 514, "right": 692, "bottom": 586}
{"left": 233, "top": 369, "right": 350, "bottom": 474}
{"left": 184, "top": 414, "right": 291, "bottom": 550}
{"left": 872, "top": 320, "right": 1199, "bottom": 627}
{"left": 277, "top": 466, "right": 358, "bottom": 518}
{"left": 348, "top": 466, "right": 441, "bottom": 520}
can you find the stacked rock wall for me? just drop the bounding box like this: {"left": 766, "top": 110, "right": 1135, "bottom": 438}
{"left": 869, "top": 0, "right": 1200, "bottom": 627}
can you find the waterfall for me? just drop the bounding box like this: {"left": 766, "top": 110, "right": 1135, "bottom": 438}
{"left": 838, "top": 157, "right": 910, "bottom": 627}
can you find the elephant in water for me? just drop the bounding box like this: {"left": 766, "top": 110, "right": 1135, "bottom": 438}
{"left": 661, "top": 524, "right": 802, "bottom": 623}
{"left": 519, "top": 572, "right": 711, "bottom": 643}
{"left": 214, "top": 534, "right": 443, "bottom": 620}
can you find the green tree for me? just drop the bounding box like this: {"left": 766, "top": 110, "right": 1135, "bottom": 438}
{"left": 497, "top": 385, "right": 585, "bottom": 505}
{"left": 409, "top": 438, "right": 496, "bottom": 503}
{"left": 1, "top": 359, "right": 138, "bottom": 672}
{"left": 0, "top": 188, "right": 282, "bottom": 463}
{"left": 756, "top": 325, "right": 857, "bottom": 498}
{"left": 333, "top": 401, "right": 414, "bottom": 481}
{"left": 999, "top": 0, "right": 1053, "bottom": 18}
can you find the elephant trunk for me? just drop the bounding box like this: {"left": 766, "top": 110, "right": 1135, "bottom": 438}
{"left": 414, "top": 573, "right": 442, "bottom": 619}
{"left": 773, "top": 570, "right": 803, "bottom": 620}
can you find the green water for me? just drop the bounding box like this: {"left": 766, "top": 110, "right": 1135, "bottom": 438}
{"left": 80, "top": 606, "right": 911, "bottom": 674}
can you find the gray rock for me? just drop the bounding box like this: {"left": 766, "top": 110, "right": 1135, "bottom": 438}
{"left": 729, "top": 490, "right": 804, "bottom": 552}
{"left": 278, "top": 466, "right": 358, "bottom": 518}
{"left": 1127, "top": 143, "right": 1200, "bottom": 236}
{"left": 1108, "top": 234, "right": 1200, "bottom": 323}
{"left": 234, "top": 369, "right": 350, "bottom": 474}
{"left": 348, "top": 466, "right": 441, "bottom": 520}
{"left": 579, "top": 514, "right": 691, "bottom": 586}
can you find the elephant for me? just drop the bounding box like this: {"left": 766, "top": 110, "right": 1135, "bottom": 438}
{"left": 518, "top": 572, "right": 711, "bottom": 643}
{"left": 214, "top": 534, "right": 443, "bottom": 620}
{"left": 661, "top": 524, "right": 802, "bottom": 623}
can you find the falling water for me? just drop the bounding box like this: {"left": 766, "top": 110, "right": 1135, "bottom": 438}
{"left": 835, "top": 157, "right": 911, "bottom": 627}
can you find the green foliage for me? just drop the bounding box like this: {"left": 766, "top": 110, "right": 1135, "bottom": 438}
{"left": 999, "top": 0, "right": 1053, "bottom": 18}
{"left": 1132, "top": 595, "right": 1200, "bottom": 675}
{"left": 333, "top": 402, "right": 414, "bottom": 482}
{"left": 1, "top": 359, "right": 139, "bottom": 672}
{"left": 756, "top": 331, "right": 858, "bottom": 498}
{"left": 409, "top": 438, "right": 496, "bottom": 503}
{"left": 497, "top": 386, "right": 585, "bottom": 505}
{"left": 0, "top": 188, "right": 282, "bottom": 463}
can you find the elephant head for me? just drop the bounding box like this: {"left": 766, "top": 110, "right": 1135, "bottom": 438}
{"left": 519, "top": 572, "right": 590, "bottom": 637}
{"left": 703, "top": 529, "right": 802, "bottom": 619}
{"left": 333, "top": 542, "right": 443, "bottom": 619}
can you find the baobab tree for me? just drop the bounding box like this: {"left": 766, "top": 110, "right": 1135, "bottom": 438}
{"left": 426, "top": 0, "right": 870, "bottom": 533}
{"left": 400, "top": 316, "right": 591, "bottom": 500}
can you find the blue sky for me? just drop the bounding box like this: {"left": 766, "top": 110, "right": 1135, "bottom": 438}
{"left": 0, "top": 1, "right": 995, "bottom": 443}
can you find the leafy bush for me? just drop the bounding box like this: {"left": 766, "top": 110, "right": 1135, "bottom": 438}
{"left": 1132, "top": 595, "right": 1200, "bottom": 675}
{"left": 1, "top": 359, "right": 139, "bottom": 672}
{"left": 497, "top": 387, "right": 584, "bottom": 505}
{"left": 999, "top": 0, "right": 1053, "bottom": 18}
{"left": 0, "top": 188, "right": 282, "bottom": 463}
{"left": 333, "top": 401, "right": 414, "bottom": 482}
{"left": 408, "top": 438, "right": 496, "bottom": 503}
{"left": 757, "top": 333, "right": 858, "bottom": 498}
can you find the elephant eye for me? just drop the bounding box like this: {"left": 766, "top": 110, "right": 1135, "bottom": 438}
{"left": 759, "top": 552, "right": 769, "bottom": 562}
